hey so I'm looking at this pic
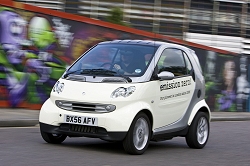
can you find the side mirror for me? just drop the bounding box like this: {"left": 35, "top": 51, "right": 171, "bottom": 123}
{"left": 157, "top": 71, "right": 175, "bottom": 80}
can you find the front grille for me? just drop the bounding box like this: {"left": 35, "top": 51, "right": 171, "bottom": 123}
{"left": 60, "top": 123, "right": 106, "bottom": 134}
{"left": 73, "top": 124, "right": 96, "bottom": 133}
{"left": 55, "top": 100, "right": 116, "bottom": 113}
{"left": 72, "top": 103, "right": 100, "bottom": 112}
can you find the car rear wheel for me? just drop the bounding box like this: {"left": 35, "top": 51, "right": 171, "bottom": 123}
{"left": 185, "top": 112, "right": 209, "bottom": 149}
{"left": 123, "top": 112, "right": 151, "bottom": 155}
{"left": 40, "top": 129, "right": 67, "bottom": 144}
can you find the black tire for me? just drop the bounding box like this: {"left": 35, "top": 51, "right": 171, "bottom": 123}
{"left": 185, "top": 112, "right": 210, "bottom": 149}
{"left": 40, "top": 128, "right": 67, "bottom": 144}
{"left": 123, "top": 112, "right": 151, "bottom": 155}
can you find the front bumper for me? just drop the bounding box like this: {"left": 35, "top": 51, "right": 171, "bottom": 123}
{"left": 39, "top": 97, "right": 149, "bottom": 133}
{"left": 40, "top": 122, "right": 127, "bottom": 141}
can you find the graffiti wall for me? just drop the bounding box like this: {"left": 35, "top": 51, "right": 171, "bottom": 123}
{"left": 192, "top": 47, "right": 250, "bottom": 112}
{"left": 0, "top": 3, "right": 153, "bottom": 109}
{"left": 0, "top": 1, "right": 249, "bottom": 112}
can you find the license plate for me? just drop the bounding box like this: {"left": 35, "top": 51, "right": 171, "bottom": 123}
{"left": 64, "top": 115, "right": 98, "bottom": 126}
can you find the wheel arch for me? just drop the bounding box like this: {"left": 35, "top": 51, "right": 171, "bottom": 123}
{"left": 123, "top": 109, "right": 153, "bottom": 154}
{"left": 136, "top": 109, "right": 153, "bottom": 134}
{"left": 139, "top": 109, "right": 153, "bottom": 127}
{"left": 187, "top": 100, "right": 211, "bottom": 125}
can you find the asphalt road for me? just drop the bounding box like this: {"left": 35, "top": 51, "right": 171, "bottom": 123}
{"left": 0, "top": 121, "right": 250, "bottom": 166}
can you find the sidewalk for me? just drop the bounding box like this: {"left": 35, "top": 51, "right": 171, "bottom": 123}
{"left": 0, "top": 108, "right": 250, "bottom": 127}
{"left": 0, "top": 108, "right": 40, "bottom": 127}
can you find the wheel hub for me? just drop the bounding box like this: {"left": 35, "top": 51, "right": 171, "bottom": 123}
{"left": 133, "top": 117, "right": 149, "bottom": 150}
{"left": 197, "top": 117, "right": 208, "bottom": 144}
{"left": 138, "top": 128, "right": 143, "bottom": 139}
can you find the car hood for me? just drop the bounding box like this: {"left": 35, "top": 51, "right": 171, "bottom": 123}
{"left": 50, "top": 78, "right": 140, "bottom": 104}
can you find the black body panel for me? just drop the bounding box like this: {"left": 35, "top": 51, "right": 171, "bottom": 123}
{"left": 40, "top": 123, "right": 127, "bottom": 141}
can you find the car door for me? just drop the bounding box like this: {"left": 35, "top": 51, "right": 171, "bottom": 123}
{"left": 153, "top": 48, "right": 195, "bottom": 129}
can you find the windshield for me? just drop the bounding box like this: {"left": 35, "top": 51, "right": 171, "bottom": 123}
{"left": 66, "top": 43, "right": 157, "bottom": 77}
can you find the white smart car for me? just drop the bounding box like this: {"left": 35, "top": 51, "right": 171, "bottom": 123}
{"left": 39, "top": 40, "right": 210, "bottom": 155}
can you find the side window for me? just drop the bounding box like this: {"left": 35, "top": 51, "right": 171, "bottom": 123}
{"left": 157, "top": 48, "right": 186, "bottom": 76}
{"left": 183, "top": 51, "right": 193, "bottom": 75}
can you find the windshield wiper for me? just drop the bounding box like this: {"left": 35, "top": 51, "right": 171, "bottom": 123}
{"left": 64, "top": 69, "right": 116, "bottom": 78}
{"left": 81, "top": 69, "right": 117, "bottom": 76}
{"left": 64, "top": 68, "right": 132, "bottom": 82}
{"left": 63, "top": 69, "right": 84, "bottom": 78}
{"left": 112, "top": 71, "right": 132, "bottom": 83}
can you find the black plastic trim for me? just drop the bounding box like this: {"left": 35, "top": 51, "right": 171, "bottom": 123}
{"left": 151, "top": 126, "right": 189, "bottom": 142}
{"left": 40, "top": 122, "right": 127, "bottom": 141}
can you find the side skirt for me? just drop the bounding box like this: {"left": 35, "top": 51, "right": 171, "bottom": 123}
{"left": 151, "top": 126, "right": 189, "bottom": 142}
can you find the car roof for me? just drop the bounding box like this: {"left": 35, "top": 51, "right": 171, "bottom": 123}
{"left": 99, "top": 40, "right": 193, "bottom": 52}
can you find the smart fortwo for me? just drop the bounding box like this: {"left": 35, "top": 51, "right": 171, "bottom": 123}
{"left": 39, "top": 40, "right": 211, "bottom": 155}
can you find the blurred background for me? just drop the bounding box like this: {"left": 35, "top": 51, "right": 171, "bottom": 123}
{"left": 15, "top": 0, "right": 250, "bottom": 54}
{"left": 1, "top": 0, "right": 250, "bottom": 112}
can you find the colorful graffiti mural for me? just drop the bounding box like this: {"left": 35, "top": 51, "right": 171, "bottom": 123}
{"left": 0, "top": 8, "right": 68, "bottom": 108}
{"left": 0, "top": 4, "right": 151, "bottom": 109}
{"left": 0, "top": 1, "right": 249, "bottom": 112}
{"left": 192, "top": 47, "right": 250, "bottom": 112}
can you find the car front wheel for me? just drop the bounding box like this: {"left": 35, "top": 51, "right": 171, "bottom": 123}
{"left": 123, "top": 112, "right": 151, "bottom": 155}
{"left": 40, "top": 128, "right": 67, "bottom": 144}
{"left": 185, "top": 112, "right": 209, "bottom": 149}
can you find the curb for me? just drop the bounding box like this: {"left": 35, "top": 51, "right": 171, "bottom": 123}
{"left": 211, "top": 117, "right": 250, "bottom": 122}
{"left": 0, "top": 119, "right": 39, "bottom": 127}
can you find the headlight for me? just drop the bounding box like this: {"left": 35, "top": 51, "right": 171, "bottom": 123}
{"left": 53, "top": 81, "right": 64, "bottom": 94}
{"left": 111, "top": 86, "right": 136, "bottom": 98}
